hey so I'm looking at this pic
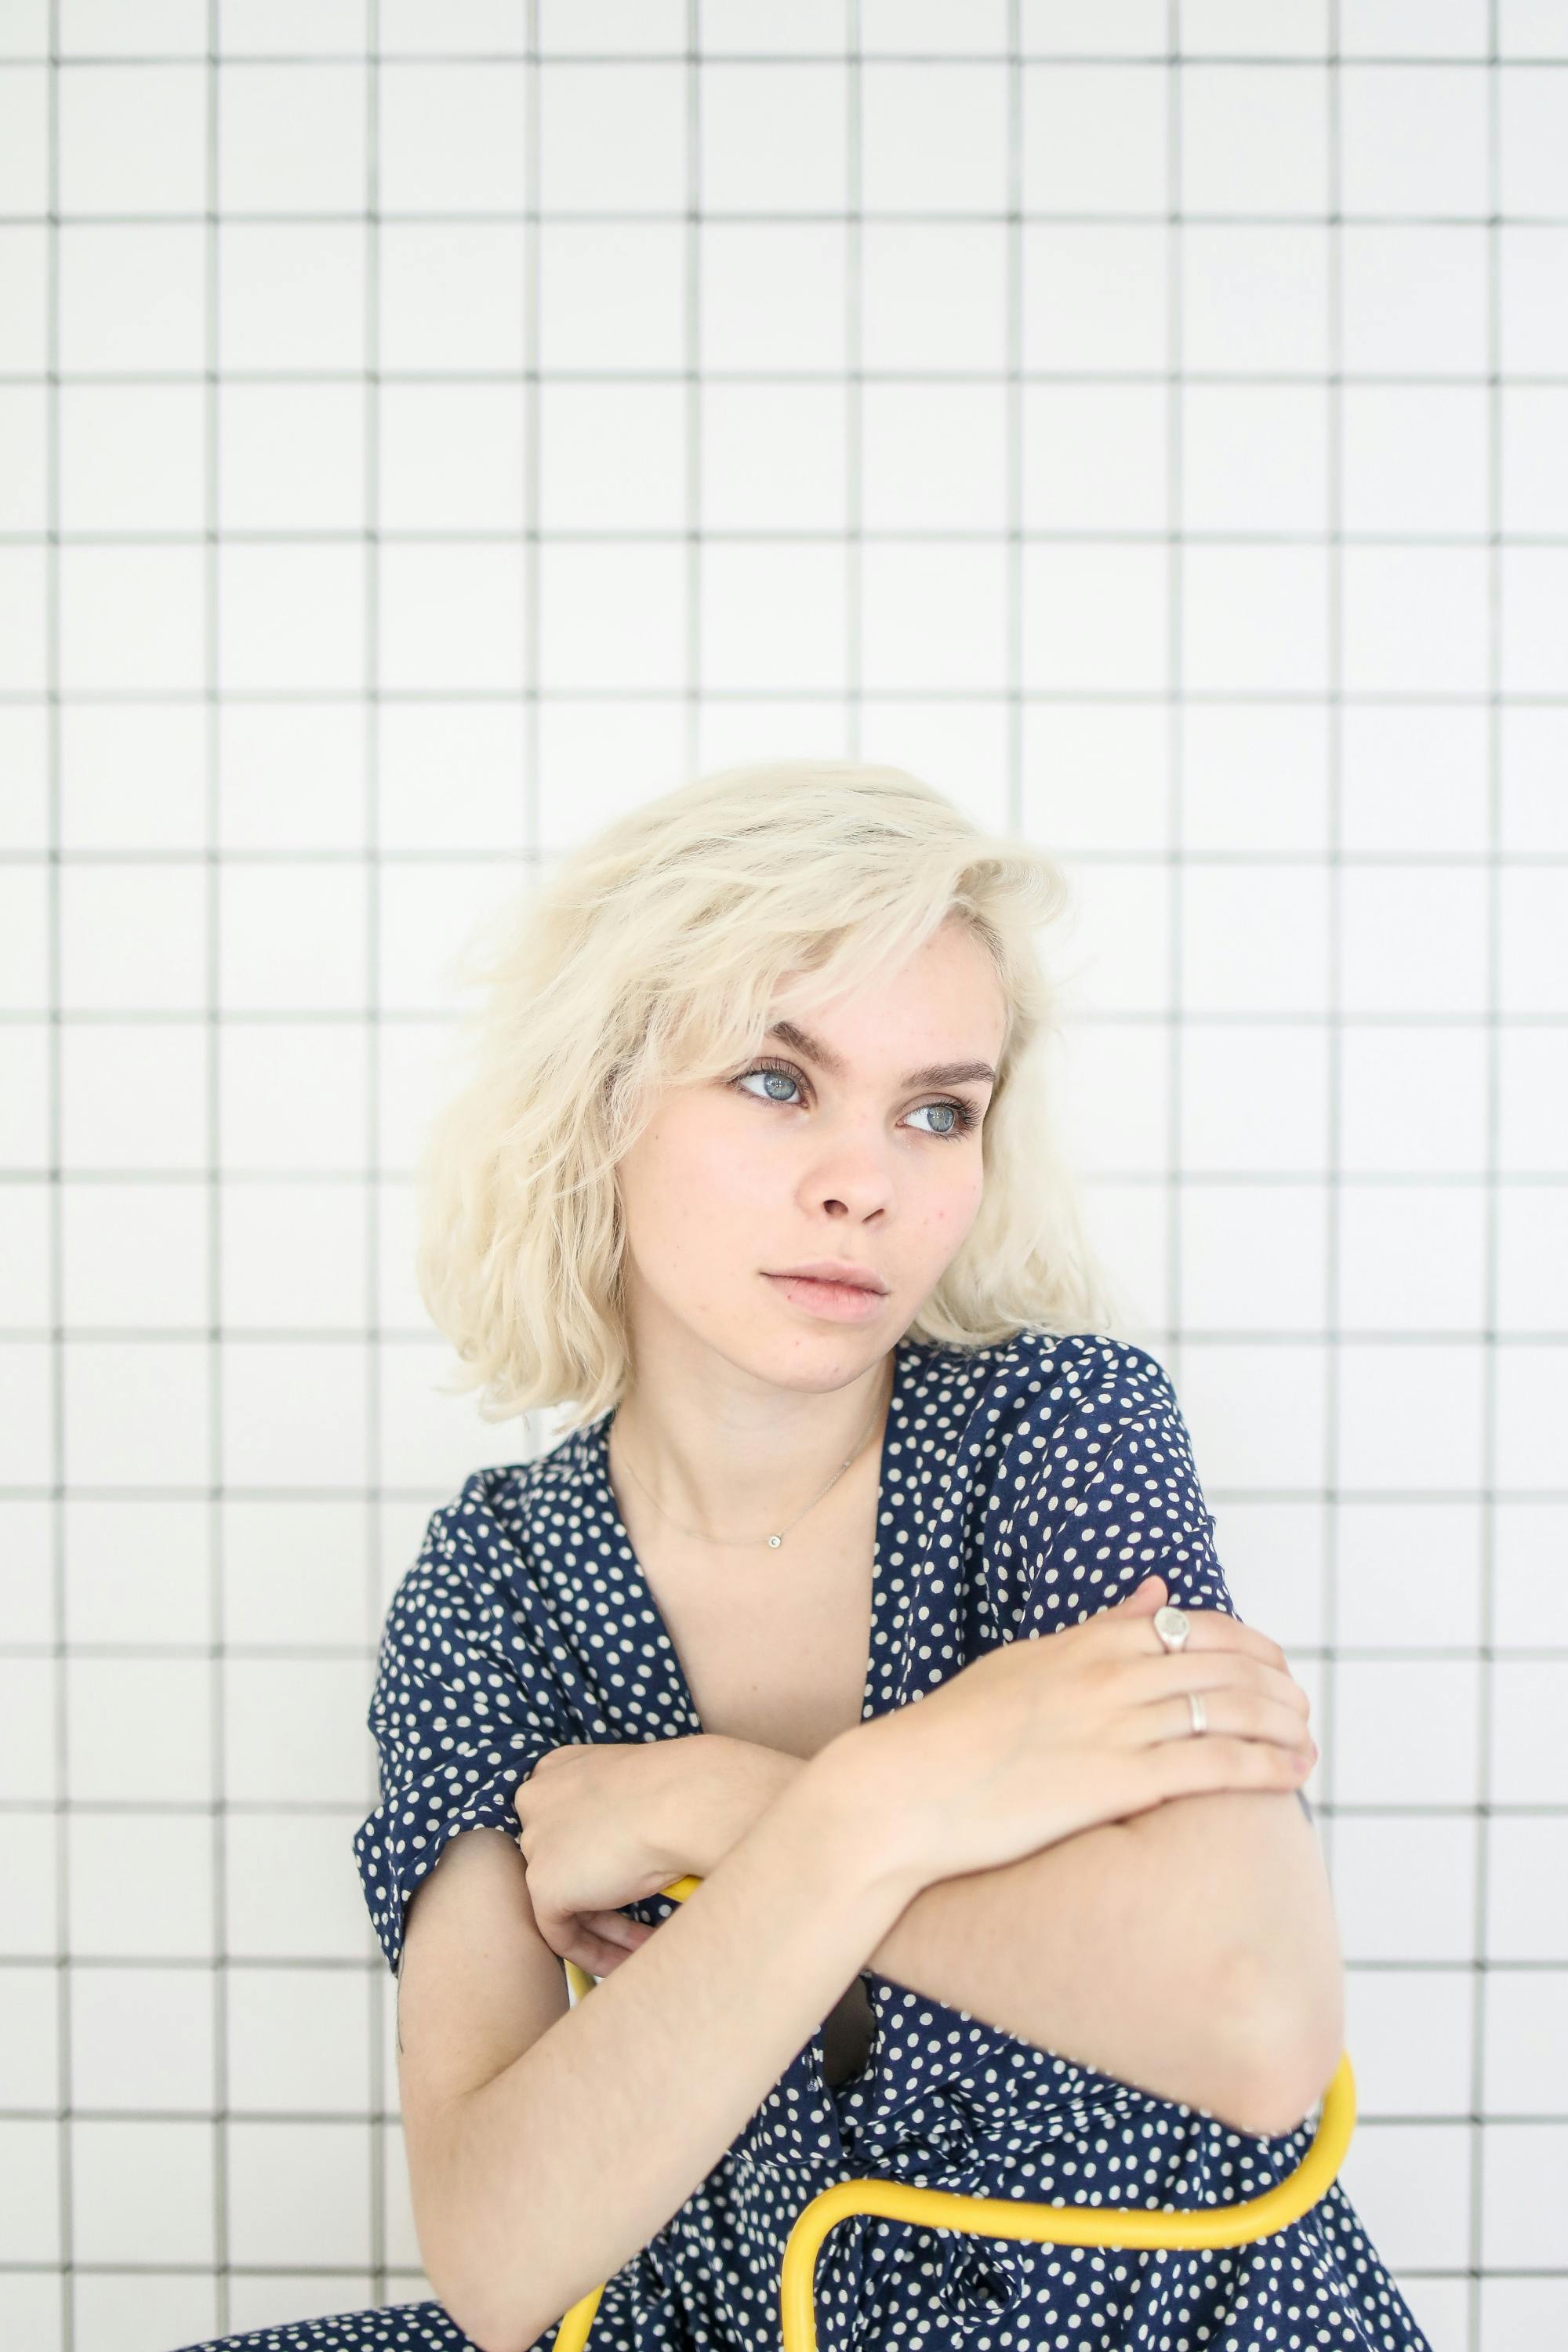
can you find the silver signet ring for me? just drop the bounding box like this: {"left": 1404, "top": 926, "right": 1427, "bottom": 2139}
{"left": 1153, "top": 1603, "right": 1190, "bottom": 1653}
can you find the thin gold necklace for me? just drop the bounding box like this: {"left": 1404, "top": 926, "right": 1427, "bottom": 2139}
{"left": 610, "top": 1370, "right": 891, "bottom": 1551}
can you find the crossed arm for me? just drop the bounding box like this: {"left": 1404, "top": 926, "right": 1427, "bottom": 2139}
{"left": 681, "top": 1738, "right": 1345, "bottom": 2141}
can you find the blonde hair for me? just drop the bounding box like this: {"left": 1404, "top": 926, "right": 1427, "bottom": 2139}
{"left": 416, "top": 758, "right": 1131, "bottom": 1429}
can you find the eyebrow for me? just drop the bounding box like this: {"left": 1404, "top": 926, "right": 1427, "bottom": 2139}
{"left": 765, "top": 1021, "right": 998, "bottom": 1091}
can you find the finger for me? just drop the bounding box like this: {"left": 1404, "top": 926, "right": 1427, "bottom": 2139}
{"left": 1123, "top": 1651, "right": 1310, "bottom": 1721}
{"left": 580, "top": 1908, "right": 656, "bottom": 1952}
{"left": 1110, "top": 1597, "right": 1290, "bottom": 1674}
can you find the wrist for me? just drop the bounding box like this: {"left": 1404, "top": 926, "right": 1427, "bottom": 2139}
{"left": 667, "top": 1733, "right": 804, "bottom": 1878}
{"left": 795, "top": 1718, "right": 933, "bottom": 1908}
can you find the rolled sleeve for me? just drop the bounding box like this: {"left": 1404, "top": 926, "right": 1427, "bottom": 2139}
{"left": 352, "top": 1470, "right": 573, "bottom": 1978}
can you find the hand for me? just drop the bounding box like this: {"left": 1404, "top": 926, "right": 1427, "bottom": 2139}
{"left": 833, "top": 1573, "right": 1318, "bottom": 1898}
{"left": 512, "top": 1739, "right": 692, "bottom": 1978}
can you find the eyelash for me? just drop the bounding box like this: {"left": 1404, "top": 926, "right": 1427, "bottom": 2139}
{"left": 731, "top": 1058, "right": 980, "bottom": 1141}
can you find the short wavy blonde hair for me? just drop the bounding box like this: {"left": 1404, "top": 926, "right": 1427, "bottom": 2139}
{"left": 416, "top": 758, "right": 1130, "bottom": 1429}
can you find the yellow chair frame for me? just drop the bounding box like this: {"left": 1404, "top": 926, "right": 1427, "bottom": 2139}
{"left": 550, "top": 1873, "right": 1356, "bottom": 2352}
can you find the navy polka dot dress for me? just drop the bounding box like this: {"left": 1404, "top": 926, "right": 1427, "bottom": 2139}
{"left": 172, "top": 1327, "right": 1432, "bottom": 2352}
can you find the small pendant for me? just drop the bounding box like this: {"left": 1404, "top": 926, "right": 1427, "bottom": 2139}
{"left": 768, "top": 1534, "right": 782, "bottom": 1548}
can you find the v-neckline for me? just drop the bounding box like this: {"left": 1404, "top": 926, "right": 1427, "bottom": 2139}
{"left": 588, "top": 1337, "right": 913, "bottom": 1742}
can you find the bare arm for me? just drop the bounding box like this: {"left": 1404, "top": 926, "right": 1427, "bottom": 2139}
{"left": 429, "top": 1736, "right": 924, "bottom": 2352}
{"left": 684, "top": 1738, "right": 1341, "bottom": 2137}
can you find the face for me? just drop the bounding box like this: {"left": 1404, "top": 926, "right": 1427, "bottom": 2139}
{"left": 613, "top": 916, "right": 1009, "bottom": 1391}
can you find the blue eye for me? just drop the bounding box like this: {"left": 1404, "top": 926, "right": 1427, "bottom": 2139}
{"left": 730, "top": 1060, "right": 978, "bottom": 1140}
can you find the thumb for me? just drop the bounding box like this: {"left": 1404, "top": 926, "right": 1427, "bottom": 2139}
{"left": 1121, "top": 1571, "right": 1168, "bottom": 1614}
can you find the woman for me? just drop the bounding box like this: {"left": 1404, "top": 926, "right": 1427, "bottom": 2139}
{"left": 176, "top": 761, "right": 1431, "bottom": 2352}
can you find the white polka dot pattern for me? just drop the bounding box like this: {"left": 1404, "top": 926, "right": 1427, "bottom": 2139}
{"left": 172, "top": 1327, "right": 1427, "bottom": 2352}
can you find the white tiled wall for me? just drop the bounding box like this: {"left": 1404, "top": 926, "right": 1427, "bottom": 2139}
{"left": 2, "top": 3, "right": 1565, "bottom": 2349}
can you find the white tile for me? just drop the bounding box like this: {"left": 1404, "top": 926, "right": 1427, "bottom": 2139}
{"left": 1163, "top": 1338, "right": 1328, "bottom": 1494}
{"left": 539, "top": 377, "right": 688, "bottom": 532}
{"left": 1486, "top": 1970, "right": 1568, "bottom": 2112}
{"left": 216, "top": 862, "right": 367, "bottom": 1016}
{"left": 224, "top": 2118, "right": 370, "bottom": 2269}
{"left": 862, "top": 0, "right": 1010, "bottom": 53}
{"left": 60, "top": 1022, "right": 209, "bottom": 1172}
{"left": 0, "top": 705, "right": 47, "bottom": 849}
{"left": 0, "top": 1814, "right": 58, "bottom": 1958}
{"left": 1346, "top": 1965, "right": 1474, "bottom": 2117}
{"left": 1340, "top": 0, "right": 1489, "bottom": 55}
{"left": 862, "top": 61, "right": 1009, "bottom": 215}
{"left": 382, "top": 0, "right": 528, "bottom": 53}
{"left": 216, "top": 221, "right": 366, "bottom": 374}
{"left": 1337, "top": 2118, "right": 1469, "bottom": 2272}
{"left": 1179, "top": 1182, "right": 1328, "bottom": 1330}
{"left": 1502, "top": 708, "right": 1568, "bottom": 852}
{"left": 59, "top": 545, "right": 206, "bottom": 695}
{"left": 216, "top": 62, "right": 367, "bottom": 214}
{"left": 219, "top": 1339, "right": 369, "bottom": 1490}
{"left": 225, "top": 1809, "right": 371, "bottom": 1961}
{"left": 1051, "top": 1016, "right": 1170, "bottom": 1171}
{"left": 1054, "top": 860, "right": 1170, "bottom": 1016}
{"left": 1181, "top": 862, "right": 1332, "bottom": 1014}
{"left": 378, "top": 381, "right": 528, "bottom": 535}
{"left": 71, "top": 2118, "right": 215, "bottom": 2266}
{"left": 1341, "top": 226, "right": 1489, "bottom": 378}
{"left": 1335, "top": 1658, "right": 1482, "bottom": 1807}
{"left": 1023, "top": 543, "right": 1167, "bottom": 692}
{"left": 58, "top": 221, "right": 205, "bottom": 372}
{"left": 375, "top": 1338, "right": 531, "bottom": 1500}
{"left": 1500, "top": 866, "right": 1568, "bottom": 1015}
{"left": 377, "top": 701, "right": 528, "bottom": 855}
{"left": 376, "top": 221, "right": 526, "bottom": 373}
{"left": 377, "top": 542, "right": 526, "bottom": 694}
{"left": 1341, "top": 704, "right": 1490, "bottom": 856}
{"left": 862, "top": 221, "right": 1007, "bottom": 372}
{"left": 1501, "top": 226, "right": 1568, "bottom": 373}
{"left": 217, "top": 543, "right": 366, "bottom": 695}
{"left": 0, "top": 1657, "right": 55, "bottom": 1801}
{"left": 0, "top": 1964, "right": 58, "bottom": 2107}
{"left": 220, "top": 1179, "right": 370, "bottom": 1331}
{"left": 71, "top": 1964, "right": 215, "bottom": 2111}
{"left": 1178, "top": 1022, "right": 1331, "bottom": 1174}
{"left": 1479, "top": 2276, "right": 1568, "bottom": 2352}
{"left": 1181, "top": 65, "right": 1330, "bottom": 216}
{"left": 1341, "top": 384, "right": 1490, "bottom": 539}
{"left": 1500, "top": 62, "right": 1568, "bottom": 212}
{"left": 1343, "top": 545, "right": 1491, "bottom": 696}
{"left": 0, "top": 4, "right": 48, "bottom": 61}
{"left": 0, "top": 1179, "right": 48, "bottom": 1325}
{"left": 1481, "top": 2122, "right": 1568, "bottom": 2268}
{"left": 218, "top": 0, "right": 366, "bottom": 56}
{"left": 228, "top": 1966, "right": 371, "bottom": 2114}
{"left": 1328, "top": 1816, "right": 1479, "bottom": 1964}
{"left": 1338, "top": 1024, "right": 1490, "bottom": 1177}
{"left": 1334, "top": 1501, "right": 1484, "bottom": 1650}
{"left": 0, "top": 1020, "right": 49, "bottom": 1173}
{"left": 74, "top": 2271, "right": 218, "bottom": 2352}
{"left": 374, "top": 851, "right": 517, "bottom": 1014}
{"left": 60, "top": 702, "right": 209, "bottom": 854}
{"left": 541, "top": 219, "right": 688, "bottom": 370}
{"left": 1182, "top": 545, "right": 1330, "bottom": 694}
{"left": 1022, "top": 382, "right": 1167, "bottom": 533}
{"left": 1490, "top": 1662, "right": 1568, "bottom": 1806}
{"left": 1029, "top": 704, "right": 1171, "bottom": 855}
{"left": 64, "top": 1338, "right": 212, "bottom": 1489}
{"left": 540, "top": 60, "right": 686, "bottom": 212}
{"left": 0, "top": 383, "right": 45, "bottom": 530}
{"left": 1502, "top": 0, "right": 1568, "bottom": 54}
{"left": 1179, "top": 0, "right": 1327, "bottom": 51}
{"left": 1335, "top": 1185, "right": 1489, "bottom": 1334}
{"left": 1181, "top": 225, "right": 1330, "bottom": 374}
{"left": 863, "top": 381, "right": 1010, "bottom": 532}
{"left": 1502, "top": 546, "right": 1568, "bottom": 696}
{"left": 0, "top": 220, "right": 46, "bottom": 368}
{"left": 1214, "top": 1500, "right": 1325, "bottom": 1655}
{"left": 1493, "top": 1502, "right": 1568, "bottom": 1649}
{"left": 1023, "top": 0, "right": 1166, "bottom": 49}
{"left": 0, "top": 1331, "right": 54, "bottom": 1484}
{"left": 1180, "top": 383, "right": 1327, "bottom": 536}
{"left": 1498, "top": 1187, "right": 1568, "bottom": 1330}
{"left": 58, "top": 383, "right": 206, "bottom": 535}
{"left": 700, "top": 222, "right": 846, "bottom": 374}
{"left": 59, "top": 64, "right": 205, "bottom": 217}
{"left": 1339, "top": 866, "right": 1490, "bottom": 1017}
{"left": 0, "top": 546, "right": 45, "bottom": 692}
{"left": 0, "top": 1497, "right": 51, "bottom": 1645}
{"left": 1495, "top": 1341, "right": 1568, "bottom": 1494}
{"left": 217, "top": 702, "right": 366, "bottom": 855}
{"left": 223, "top": 1655, "right": 374, "bottom": 1807}
{"left": 378, "top": 60, "right": 528, "bottom": 213}
{"left": 217, "top": 382, "right": 365, "bottom": 535}
{"left": 62, "top": 1181, "right": 209, "bottom": 1330}
{"left": 67, "top": 1657, "right": 213, "bottom": 1806}
{"left": 1022, "top": 63, "right": 1167, "bottom": 215}
{"left": 219, "top": 1021, "right": 368, "bottom": 1174}
{"left": 64, "top": 1496, "right": 211, "bottom": 1650}
{"left": 1336, "top": 1341, "right": 1488, "bottom": 1496}
{"left": 0, "top": 2118, "right": 60, "bottom": 2263}
{"left": 1022, "top": 223, "right": 1167, "bottom": 373}
{"left": 702, "top": 540, "right": 851, "bottom": 691}
{"left": 67, "top": 1812, "right": 213, "bottom": 1962}
{"left": 1501, "top": 387, "right": 1568, "bottom": 538}
{"left": 1486, "top": 1817, "right": 1568, "bottom": 1960}
{"left": 64, "top": 0, "right": 208, "bottom": 53}
{"left": 862, "top": 541, "right": 1008, "bottom": 693}
{"left": 1341, "top": 65, "right": 1490, "bottom": 216}
{"left": 60, "top": 862, "right": 206, "bottom": 1014}
{"left": 223, "top": 1496, "right": 367, "bottom": 1650}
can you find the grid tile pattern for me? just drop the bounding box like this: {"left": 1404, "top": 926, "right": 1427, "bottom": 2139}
{"left": 2, "top": 3, "right": 1565, "bottom": 2348}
